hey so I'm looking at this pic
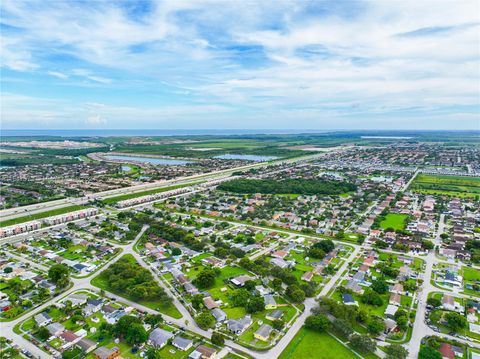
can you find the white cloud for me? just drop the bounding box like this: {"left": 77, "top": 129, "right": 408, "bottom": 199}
{"left": 85, "top": 115, "right": 107, "bottom": 126}
{"left": 0, "top": 0, "right": 478, "bottom": 129}
{"left": 48, "top": 71, "right": 68, "bottom": 79}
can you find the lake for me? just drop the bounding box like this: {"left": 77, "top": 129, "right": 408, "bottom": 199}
{"left": 214, "top": 154, "right": 278, "bottom": 161}
{"left": 105, "top": 155, "right": 191, "bottom": 166}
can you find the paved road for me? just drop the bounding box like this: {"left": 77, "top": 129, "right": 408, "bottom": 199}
{"left": 405, "top": 214, "right": 480, "bottom": 358}
{"left": 1, "top": 152, "right": 330, "bottom": 221}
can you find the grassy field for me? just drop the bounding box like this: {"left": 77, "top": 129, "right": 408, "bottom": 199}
{"left": 464, "top": 267, "right": 480, "bottom": 281}
{"left": 279, "top": 328, "right": 358, "bottom": 359}
{"left": 410, "top": 174, "right": 480, "bottom": 198}
{"left": 102, "top": 182, "right": 202, "bottom": 204}
{"left": 0, "top": 204, "right": 86, "bottom": 227}
{"left": 380, "top": 213, "right": 409, "bottom": 231}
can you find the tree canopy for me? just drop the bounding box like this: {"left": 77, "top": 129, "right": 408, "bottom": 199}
{"left": 218, "top": 178, "right": 356, "bottom": 196}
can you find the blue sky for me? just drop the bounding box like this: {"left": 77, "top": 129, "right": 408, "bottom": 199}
{"left": 1, "top": 0, "right": 479, "bottom": 130}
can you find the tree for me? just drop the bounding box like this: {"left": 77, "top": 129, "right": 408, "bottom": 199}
{"left": 195, "top": 312, "right": 215, "bottom": 330}
{"left": 144, "top": 314, "right": 163, "bottom": 327}
{"left": 48, "top": 264, "right": 70, "bottom": 288}
{"left": 246, "top": 296, "right": 265, "bottom": 314}
{"left": 371, "top": 278, "right": 389, "bottom": 294}
{"left": 445, "top": 312, "right": 467, "bottom": 332}
{"left": 171, "top": 247, "right": 182, "bottom": 256}
{"left": 194, "top": 269, "right": 217, "bottom": 289}
{"left": 62, "top": 348, "right": 83, "bottom": 359}
{"left": 361, "top": 290, "right": 383, "bottom": 306}
{"left": 230, "top": 289, "right": 250, "bottom": 307}
{"left": 286, "top": 285, "right": 305, "bottom": 303}
{"left": 367, "top": 318, "right": 385, "bottom": 335}
{"left": 386, "top": 344, "right": 408, "bottom": 359}
{"left": 192, "top": 294, "right": 204, "bottom": 310}
{"left": 314, "top": 240, "right": 335, "bottom": 253}
{"left": 243, "top": 280, "right": 256, "bottom": 291}
{"left": 125, "top": 323, "right": 148, "bottom": 345}
{"left": 349, "top": 334, "right": 377, "bottom": 353}
{"left": 427, "top": 297, "right": 441, "bottom": 308}
{"left": 422, "top": 240, "right": 434, "bottom": 250}
{"left": 145, "top": 348, "right": 161, "bottom": 359}
{"left": 419, "top": 346, "right": 442, "bottom": 359}
{"left": 114, "top": 315, "right": 142, "bottom": 337}
{"left": 308, "top": 248, "right": 326, "bottom": 259}
{"left": 305, "top": 314, "right": 331, "bottom": 332}
{"left": 36, "top": 326, "right": 50, "bottom": 341}
{"left": 271, "top": 278, "right": 283, "bottom": 292}
{"left": 211, "top": 332, "right": 225, "bottom": 346}
{"left": 332, "top": 318, "right": 353, "bottom": 338}
{"left": 396, "top": 315, "right": 408, "bottom": 330}
{"left": 272, "top": 319, "right": 284, "bottom": 330}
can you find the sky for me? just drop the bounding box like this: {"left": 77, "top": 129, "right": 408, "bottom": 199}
{"left": 1, "top": 0, "right": 479, "bottom": 130}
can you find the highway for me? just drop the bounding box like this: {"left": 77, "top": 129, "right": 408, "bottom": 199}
{"left": 0, "top": 152, "right": 328, "bottom": 223}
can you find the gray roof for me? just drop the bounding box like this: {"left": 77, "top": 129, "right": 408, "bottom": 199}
{"left": 149, "top": 328, "right": 174, "bottom": 346}
{"left": 47, "top": 322, "right": 65, "bottom": 334}
{"left": 266, "top": 310, "right": 283, "bottom": 320}
{"left": 211, "top": 308, "right": 226, "bottom": 321}
{"left": 76, "top": 338, "right": 96, "bottom": 352}
{"left": 34, "top": 312, "right": 51, "bottom": 324}
{"left": 255, "top": 324, "right": 273, "bottom": 338}
{"left": 227, "top": 316, "right": 252, "bottom": 333}
{"left": 172, "top": 336, "right": 193, "bottom": 350}
{"left": 264, "top": 294, "right": 276, "bottom": 306}
{"left": 93, "top": 346, "right": 118, "bottom": 359}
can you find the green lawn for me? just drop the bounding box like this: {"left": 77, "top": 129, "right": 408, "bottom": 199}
{"left": 410, "top": 174, "right": 480, "bottom": 198}
{"left": 279, "top": 328, "right": 358, "bottom": 359}
{"left": 464, "top": 267, "right": 480, "bottom": 281}
{"left": 0, "top": 204, "right": 86, "bottom": 227}
{"left": 379, "top": 213, "right": 409, "bottom": 231}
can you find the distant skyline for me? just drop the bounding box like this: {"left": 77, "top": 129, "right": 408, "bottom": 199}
{"left": 1, "top": 0, "right": 479, "bottom": 130}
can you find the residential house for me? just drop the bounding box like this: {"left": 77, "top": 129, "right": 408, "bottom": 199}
{"left": 34, "top": 312, "right": 52, "bottom": 327}
{"left": 203, "top": 297, "right": 218, "bottom": 310}
{"left": 389, "top": 293, "right": 401, "bottom": 306}
{"left": 264, "top": 295, "right": 277, "bottom": 310}
{"left": 93, "top": 346, "right": 120, "bottom": 359}
{"left": 76, "top": 338, "right": 96, "bottom": 353}
{"left": 226, "top": 316, "right": 252, "bottom": 335}
{"left": 266, "top": 310, "right": 284, "bottom": 321}
{"left": 254, "top": 324, "right": 273, "bottom": 342}
{"left": 192, "top": 345, "right": 217, "bottom": 359}
{"left": 172, "top": 336, "right": 193, "bottom": 351}
{"left": 211, "top": 308, "right": 227, "bottom": 322}
{"left": 301, "top": 272, "right": 313, "bottom": 282}
{"left": 342, "top": 294, "right": 358, "bottom": 306}
{"left": 47, "top": 322, "right": 65, "bottom": 336}
{"left": 148, "top": 328, "right": 174, "bottom": 349}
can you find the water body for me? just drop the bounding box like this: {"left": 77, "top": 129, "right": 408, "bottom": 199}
{"left": 214, "top": 154, "right": 278, "bottom": 162}
{"left": 1, "top": 129, "right": 331, "bottom": 137}
{"left": 105, "top": 155, "right": 191, "bottom": 166}
{"left": 121, "top": 165, "right": 132, "bottom": 172}
{"left": 361, "top": 136, "right": 413, "bottom": 139}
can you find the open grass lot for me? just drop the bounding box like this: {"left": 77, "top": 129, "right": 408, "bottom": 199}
{"left": 379, "top": 213, "right": 409, "bottom": 231}
{"left": 464, "top": 267, "right": 480, "bottom": 281}
{"left": 410, "top": 174, "right": 480, "bottom": 198}
{"left": 279, "top": 328, "right": 358, "bottom": 359}
{"left": 102, "top": 182, "right": 202, "bottom": 204}
{"left": 0, "top": 204, "right": 86, "bottom": 227}
{"left": 463, "top": 267, "right": 480, "bottom": 297}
